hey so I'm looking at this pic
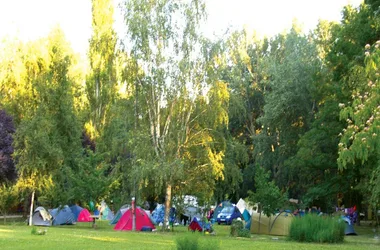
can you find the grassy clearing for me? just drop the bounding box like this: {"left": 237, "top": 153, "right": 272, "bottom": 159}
{"left": 0, "top": 220, "right": 379, "bottom": 250}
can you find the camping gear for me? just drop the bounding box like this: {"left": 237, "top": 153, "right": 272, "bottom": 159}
{"left": 217, "top": 206, "right": 242, "bottom": 225}
{"left": 341, "top": 216, "right": 357, "bottom": 235}
{"left": 50, "top": 205, "right": 76, "bottom": 225}
{"left": 242, "top": 209, "right": 251, "bottom": 222}
{"left": 31, "top": 207, "right": 52, "bottom": 226}
{"left": 188, "top": 217, "right": 213, "bottom": 233}
{"left": 236, "top": 198, "right": 258, "bottom": 215}
{"left": 212, "top": 201, "right": 233, "bottom": 222}
{"left": 100, "top": 202, "right": 114, "bottom": 220}
{"left": 110, "top": 204, "right": 130, "bottom": 225}
{"left": 250, "top": 211, "right": 294, "bottom": 236}
{"left": 188, "top": 217, "right": 203, "bottom": 232}
{"left": 114, "top": 207, "right": 155, "bottom": 231}
{"left": 69, "top": 205, "right": 93, "bottom": 222}
{"left": 151, "top": 204, "right": 165, "bottom": 224}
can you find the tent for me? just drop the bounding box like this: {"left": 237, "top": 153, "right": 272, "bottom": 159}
{"left": 151, "top": 204, "right": 165, "bottom": 224}
{"left": 100, "top": 201, "right": 114, "bottom": 220}
{"left": 114, "top": 207, "right": 155, "bottom": 231}
{"left": 188, "top": 217, "right": 203, "bottom": 232}
{"left": 50, "top": 205, "right": 76, "bottom": 225}
{"left": 250, "top": 211, "right": 294, "bottom": 236}
{"left": 69, "top": 205, "right": 93, "bottom": 222}
{"left": 236, "top": 198, "right": 258, "bottom": 217}
{"left": 110, "top": 204, "right": 130, "bottom": 225}
{"left": 212, "top": 201, "right": 233, "bottom": 221}
{"left": 32, "top": 207, "right": 52, "bottom": 226}
{"left": 242, "top": 209, "right": 251, "bottom": 222}
{"left": 342, "top": 216, "right": 357, "bottom": 235}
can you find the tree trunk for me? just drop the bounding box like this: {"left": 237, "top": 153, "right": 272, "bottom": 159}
{"left": 28, "top": 190, "right": 35, "bottom": 226}
{"left": 163, "top": 183, "right": 172, "bottom": 231}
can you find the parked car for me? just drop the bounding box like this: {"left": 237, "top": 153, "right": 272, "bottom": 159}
{"left": 217, "top": 206, "right": 242, "bottom": 225}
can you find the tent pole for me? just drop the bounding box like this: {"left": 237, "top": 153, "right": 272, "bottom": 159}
{"left": 29, "top": 190, "right": 35, "bottom": 226}
{"left": 132, "top": 197, "right": 136, "bottom": 231}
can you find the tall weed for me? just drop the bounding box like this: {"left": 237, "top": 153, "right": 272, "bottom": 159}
{"left": 288, "top": 214, "right": 345, "bottom": 243}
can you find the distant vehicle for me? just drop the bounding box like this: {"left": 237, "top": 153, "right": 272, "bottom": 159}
{"left": 217, "top": 206, "right": 242, "bottom": 225}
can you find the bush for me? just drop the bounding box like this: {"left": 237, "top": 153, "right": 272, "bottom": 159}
{"left": 238, "top": 228, "right": 251, "bottom": 238}
{"left": 176, "top": 234, "right": 199, "bottom": 250}
{"left": 175, "top": 234, "right": 220, "bottom": 250}
{"left": 230, "top": 219, "right": 250, "bottom": 238}
{"left": 288, "top": 214, "right": 345, "bottom": 243}
{"left": 230, "top": 219, "right": 244, "bottom": 237}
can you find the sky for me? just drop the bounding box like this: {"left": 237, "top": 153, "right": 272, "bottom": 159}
{"left": 0, "top": 0, "right": 363, "bottom": 55}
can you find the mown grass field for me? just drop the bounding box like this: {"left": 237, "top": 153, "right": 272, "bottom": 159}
{"left": 0, "top": 219, "right": 379, "bottom": 250}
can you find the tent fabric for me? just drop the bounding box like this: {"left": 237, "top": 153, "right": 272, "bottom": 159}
{"left": 345, "top": 223, "right": 357, "bottom": 235}
{"left": 100, "top": 201, "right": 114, "bottom": 220}
{"left": 213, "top": 201, "right": 233, "bottom": 221}
{"left": 236, "top": 198, "right": 247, "bottom": 214}
{"left": 32, "top": 207, "right": 52, "bottom": 226}
{"left": 250, "top": 212, "right": 294, "bottom": 236}
{"left": 242, "top": 209, "right": 251, "bottom": 222}
{"left": 245, "top": 218, "right": 251, "bottom": 230}
{"left": 114, "top": 207, "right": 155, "bottom": 231}
{"left": 110, "top": 204, "right": 130, "bottom": 225}
{"left": 69, "top": 205, "right": 93, "bottom": 222}
{"left": 151, "top": 204, "right": 165, "bottom": 224}
{"left": 101, "top": 206, "right": 114, "bottom": 220}
{"left": 69, "top": 205, "right": 83, "bottom": 221}
{"left": 188, "top": 217, "right": 203, "bottom": 232}
{"left": 342, "top": 216, "right": 357, "bottom": 235}
{"left": 50, "top": 205, "right": 76, "bottom": 225}
{"left": 77, "top": 208, "right": 93, "bottom": 222}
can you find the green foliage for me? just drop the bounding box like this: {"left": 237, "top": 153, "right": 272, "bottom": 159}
{"left": 230, "top": 219, "right": 243, "bottom": 237}
{"left": 175, "top": 233, "right": 220, "bottom": 250}
{"left": 86, "top": 0, "right": 117, "bottom": 138}
{"left": 176, "top": 234, "right": 199, "bottom": 250}
{"left": 248, "top": 166, "right": 287, "bottom": 217}
{"left": 288, "top": 215, "right": 345, "bottom": 243}
{"left": 31, "top": 227, "right": 47, "bottom": 236}
{"left": 0, "top": 183, "right": 17, "bottom": 222}
{"left": 230, "top": 219, "right": 250, "bottom": 238}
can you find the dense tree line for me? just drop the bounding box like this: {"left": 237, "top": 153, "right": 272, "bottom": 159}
{"left": 0, "top": 0, "right": 379, "bottom": 223}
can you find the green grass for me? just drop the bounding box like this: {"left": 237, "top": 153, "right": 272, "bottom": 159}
{"left": 0, "top": 220, "right": 379, "bottom": 250}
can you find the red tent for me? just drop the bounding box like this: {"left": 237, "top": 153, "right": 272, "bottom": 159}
{"left": 77, "top": 208, "right": 93, "bottom": 222}
{"left": 114, "top": 207, "right": 155, "bottom": 231}
{"left": 188, "top": 217, "right": 202, "bottom": 232}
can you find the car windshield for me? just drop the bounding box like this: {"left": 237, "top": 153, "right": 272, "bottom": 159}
{"left": 221, "top": 207, "right": 234, "bottom": 214}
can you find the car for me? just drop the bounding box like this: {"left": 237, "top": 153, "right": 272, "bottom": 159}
{"left": 216, "top": 206, "right": 242, "bottom": 225}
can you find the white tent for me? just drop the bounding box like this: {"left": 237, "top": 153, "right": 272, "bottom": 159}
{"left": 236, "top": 198, "right": 258, "bottom": 215}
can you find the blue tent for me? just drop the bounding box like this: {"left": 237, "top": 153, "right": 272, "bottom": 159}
{"left": 152, "top": 204, "right": 165, "bottom": 224}
{"left": 69, "top": 205, "right": 83, "bottom": 221}
{"left": 242, "top": 209, "right": 251, "bottom": 222}
{"left": 50, "top": 205, "right": 76, "bottom": 225}
{"left": 341, "top": 216, "right": 357, "bottom": 235}
{"left": 245, "top": 218, "right": 251, "bottom": 230}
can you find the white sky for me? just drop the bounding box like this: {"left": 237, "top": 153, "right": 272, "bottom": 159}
{"left": 0, "top": 0, "right": 363, "bottom": 55}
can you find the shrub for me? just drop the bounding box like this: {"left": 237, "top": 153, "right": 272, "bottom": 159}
{"left": 238, "top": 228, "right": 251, "bottom": 238}
{"left": 230, "top": 219, "right": 244, "bottom": 237}
{"left": 176, "top": 234, "right": 199, "bottom": 250}
{"left": 175, "top": 234, "right": 220, "bottom": 250}
{"left": 288, "top": 214, "right": 345, "bottom": 243}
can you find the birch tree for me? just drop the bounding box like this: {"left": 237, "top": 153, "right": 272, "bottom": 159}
{"left": 121, "top": 0, "right": 227, "bottom": 227}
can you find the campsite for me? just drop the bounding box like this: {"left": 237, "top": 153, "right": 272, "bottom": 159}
{"left": 1, "top": 218, "right": 379, "bottom": 250}
{"left": 1, "top": 0, "right": 380, "bottom": 249}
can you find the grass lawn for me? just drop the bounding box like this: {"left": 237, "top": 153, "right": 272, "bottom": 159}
{"left": 0, "top": 219, "right": 379, "bottom": 250}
